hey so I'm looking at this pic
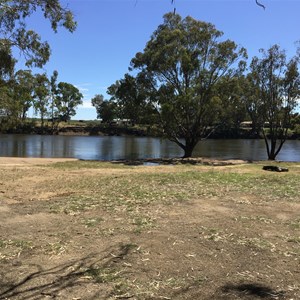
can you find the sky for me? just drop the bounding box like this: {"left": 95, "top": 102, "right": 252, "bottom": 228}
{"left": 17, "top": 0, "right": 300, "bottom": 120}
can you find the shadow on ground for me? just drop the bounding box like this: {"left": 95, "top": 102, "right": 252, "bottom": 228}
{"left": 221, "top": 283, "right": 285, "bottom": 299}
{"left": 0, "top": 243, "right": 134, "bottom": 300}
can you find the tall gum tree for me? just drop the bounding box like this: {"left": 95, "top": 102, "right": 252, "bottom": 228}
{"left": 130, "top": 13, "right": 247, "bottom": 157}
{"left": 55, "top": 82, "right": 83, "bottom": 122}
{"left": 33, "top": 73, "right": 50, "bottom": 131}
{"left": 249, "top": 45, "right": 300, "bottom": 160}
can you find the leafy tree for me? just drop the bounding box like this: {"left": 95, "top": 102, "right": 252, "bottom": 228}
{"left": 0, "top": 0, "right": 76, "bottom": 68}
{"left": 0, "top": 69, "right": 35, "bottom": 130}
{"left": 33, "top": 73, "right": 50, "bottom": 131}
{"left": 99, "top": 101, "right": 117, "bottom": 124}
{"left": 13, "top": 69, "right": 35, "bottom": 121}
{"left": 91, "top": 94, "right": 104, "bottom": 119}
{"left": 249, "top": 45, "right": 300, "bottom": 160}
{"left": 55, "top": 82, "right": 83, "bottom": 122}
{"left": 107, "top": 74, "right": 157, "bottom": 125}
{"left": 49, "top": 70, "right": 59, "bottom": 132}
{"left": 0, "top": 80, "right": 20, "bottom": 130}
{"left": 0, "top": 42, "right": 15, "bottom": 130}
{"left": 130, "top": 13, "right": 247, "bottom": 157}
{"left": 241, "top": 73, "right": 265, "bottom": 136}
{"left": 0, "top": 40, "right": 15, "bottom": 80}
{"left": 91, "top": 94, "right": 117, "bottom": 123}
{"left": 290, "top": 113, "right": 300, "bottom": 135}
{"left": 215, "top": 76, "right": 247, "bottom": 136}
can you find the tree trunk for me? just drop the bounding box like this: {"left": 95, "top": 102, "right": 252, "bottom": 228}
{"left": 182, "top": 138, "right": 198, "bottom": 158}
{"left": 183, "top": 147, "right": 194, "bottom": 158}
{"left": 268, "top": 151, "right": 276, "bottom": 160}
{"left": 266, "top": 139, "right": 276, "bottom": 160}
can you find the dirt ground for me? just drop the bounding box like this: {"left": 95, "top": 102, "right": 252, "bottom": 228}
{"left": 0, "top": 157, "right": 299, "bottom": 300}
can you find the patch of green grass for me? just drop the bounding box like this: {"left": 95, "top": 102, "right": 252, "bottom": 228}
{"left": 82, "top": 217, "right": 103, "bottom": 228}
{"left": 234, "top": 215, "right": 275, "bottom": 224}
{"left": 288, "top": 219, "right": 300, "bottom": 229}
{"left": 0, "top": 239, "right": 33, "bottom": 249}
{"left": 50, "top": 195, "right": 100, "bottom": 215}
{"left": 132, "top": 215, "right": 156, "bottom": 234}
{"left": 85, "top": 266, "right": 120, "bottom": 283}
{"left": 49, "top": 160, "right": 133, "bottom": 170}
{"left": 48, "top": 165, "right": 300, "bottom": 220}
{"left": 0, "top": 239, "right": 34, "bottom": 260}
{"left": 44, "top": 241, "right": 67, "bottom": 255}
{"left": 237, "top": 237, "right": 276, "bottom": 251}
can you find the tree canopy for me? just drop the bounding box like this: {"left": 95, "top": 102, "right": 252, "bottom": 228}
{"left": 0, "top": 0, "right": 76, "bottom": 68}
{"left": 248, "top": 45, "right": 300, "bottom": 160}
{"left": 128, "top": 13, "right": 247, "bottom": 157}
{"left": 55, "top": 82, "right": 83, "bottom": 122}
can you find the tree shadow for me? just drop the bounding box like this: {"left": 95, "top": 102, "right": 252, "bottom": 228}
{"left": 168, "top": 281, "right": 286, "bottom": 300}
{"left": 222, "top": 283, "right": 285, "bottom": 299}
{"left": 0, "top": 243, "right": 134, "bottom": 300}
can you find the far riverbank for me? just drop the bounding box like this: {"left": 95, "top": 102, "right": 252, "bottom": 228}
{"left": 4, "top": 122, "right": 300, "bottom": 140}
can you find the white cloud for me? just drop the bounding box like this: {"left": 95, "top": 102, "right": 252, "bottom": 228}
{"left": 81, "top": 99, "right": 93, "bottom": 109}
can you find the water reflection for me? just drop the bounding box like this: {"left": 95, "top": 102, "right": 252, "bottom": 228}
{"left": 0, "top": 134, "right": 299, "bottom": 161}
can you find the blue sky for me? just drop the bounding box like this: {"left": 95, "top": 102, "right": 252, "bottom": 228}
{"left": 18, "top": 0, "right": 300, "bottom": 120}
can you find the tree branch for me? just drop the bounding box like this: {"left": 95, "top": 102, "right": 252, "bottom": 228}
{"left": 255, "top": 0, "right": 266, "bottom": 10}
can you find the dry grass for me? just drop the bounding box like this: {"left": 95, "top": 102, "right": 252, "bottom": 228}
{"left": 0, "top": 159, "right": 299, "bottom": 299}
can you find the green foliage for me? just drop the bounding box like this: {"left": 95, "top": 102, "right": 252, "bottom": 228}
{"left": 13, "top": 69, "right": 35, "bottom": 121}
{"left": 91, "top": 94, "right": 117, "bottom": 123}
{"left": 107, "top": 73, "right": 157, "bottom": 124}
{"left": 248, "top": 45, "right": 300, "bottom": 160}
{"left": 0, "top": 69, "right": 84, "bottom": 132}
{"left": 216, "top": 76, "right": 247, "bottom": 135}
{"left": 0, "top": 39, "right": 15, "bottom": 80}
{"left": 128, "top": 13, "right": 247, "bottom": 157}
{"left": 0, "top": 0, "right": 76, "bottom": 68}
{"left": 33, "top": 73, "right": 50, "bottom": 129}
{"left": 55, "top": 81, "right": 83, "bottom": 122}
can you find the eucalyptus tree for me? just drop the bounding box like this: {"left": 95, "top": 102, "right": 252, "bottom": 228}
{"left": 91, "top": 94, "right": 117, "bottom": 124}
{"left": 0, "top": 40, "right": 15, "bottom": 81}
{"left": 242, "top": 73, "right": 265, "bottom": 136}
{"left": 107, "top": 73, "right": 157, "bottom": 125}
{"left": 33, "top": 73, "right": 50, "bottom": 131}
{"left": 0, "top": 69, "right": 35, "bottom": 130}
{"left": 55, "top": 82, "right": 83, "bottom": 122}
{"left": 0, "top": 0, "right": 76, "bottom": 68}
{"left": 13, "top": 69, "right": 35, "bottom": 121}
{"left": 215, "top": 76, "right": 247, "bottom": 136}
{"left": 91, "top": 94, "right": 104, "bottom": 119}
{"left": 130, "top": 13, "right": 247, "bottom": 157}
{"left": 0, "top": 79, "right": 19, "bottom": 130}
{"left": 0, "top": 42, "right": 15, "bottom": 130}
{"left": 249, "top": 45, "right": 300, "bottom": 160}
{"left": 49, "top": 70, "right": 59, "bottom": 132}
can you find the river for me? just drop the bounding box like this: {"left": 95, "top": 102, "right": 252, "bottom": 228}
{"left": 0, "top": 134, "right": 299, "bottom": 161}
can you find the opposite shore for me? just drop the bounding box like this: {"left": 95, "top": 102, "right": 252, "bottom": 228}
{"left": 3, "top": 122, "right": 300, "bottom": 140}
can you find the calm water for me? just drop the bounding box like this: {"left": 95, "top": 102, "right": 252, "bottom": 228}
{"left": 0, "top": 134, "right": 300, "bottom": 161}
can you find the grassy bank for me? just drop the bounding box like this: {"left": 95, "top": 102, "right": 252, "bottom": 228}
{"left": 0, "top": 160, "right": 299, "bottom": 299}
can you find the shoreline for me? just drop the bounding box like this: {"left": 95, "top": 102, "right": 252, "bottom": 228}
{"left": 0, "top": 156, "right": 291, "bottom": 167}
{"left": 0, "top": 157, "right": 78, "bottom": 165}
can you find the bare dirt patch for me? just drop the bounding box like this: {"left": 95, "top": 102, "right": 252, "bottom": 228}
{"left": 0, "top": 158, "right": 299, "bottom": 299}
